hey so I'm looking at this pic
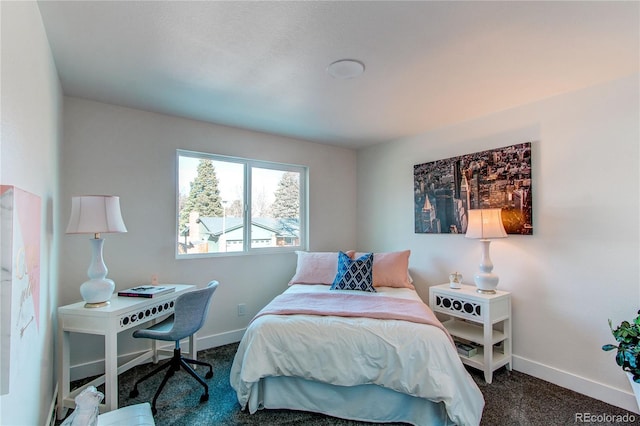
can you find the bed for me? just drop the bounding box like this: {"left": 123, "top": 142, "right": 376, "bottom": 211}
{"left": 230, "top": 251, "right": 484, "bottom": 426}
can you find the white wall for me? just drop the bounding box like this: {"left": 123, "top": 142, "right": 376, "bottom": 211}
{"left": 0, "top": 2, "right": 62, "bottom": 425}
{"left": 356, "top": 74, "right": 640, "bottom": 412}
{"left": 60, "top": 97, "right": 357, "bottom": 371}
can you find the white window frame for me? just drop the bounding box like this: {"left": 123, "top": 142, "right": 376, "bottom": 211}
{"left": 176, "top": 149, "right": 308, "bottom": 259}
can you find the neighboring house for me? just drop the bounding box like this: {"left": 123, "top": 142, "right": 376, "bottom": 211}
{"left": 180, "top": 214, "right": 300, "bottom": 254}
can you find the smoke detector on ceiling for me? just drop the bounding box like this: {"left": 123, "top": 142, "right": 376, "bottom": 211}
{"left": 327, "top": 59, "right": 365, "bottom": 79}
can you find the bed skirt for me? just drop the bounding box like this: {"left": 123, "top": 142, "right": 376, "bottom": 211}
{"left": 247, "top": 376, "right": 455, "bottom": 426}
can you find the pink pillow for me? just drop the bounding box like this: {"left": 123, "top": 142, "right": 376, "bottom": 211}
{"left": 348, "top": 250, "right": 414, "bottom": 289}
{"left": 288, "top": 251, "right": 340, "bottom": 285}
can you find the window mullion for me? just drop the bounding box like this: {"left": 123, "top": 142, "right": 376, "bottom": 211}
{"left": 244, "top": 163, "right": 252, "bottom": 253}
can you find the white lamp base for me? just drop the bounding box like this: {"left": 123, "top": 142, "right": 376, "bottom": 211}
{"left": 80, "top": 278, "right": 115, "bottom": 308}
{"left": 474, "top": 239, "right": 499, "bottom": 294}
{"left": 474, "top": 273, "right": 499, "bottom": 294}
{"left": 81, "top": 237, "right": 115, "bottom": 308}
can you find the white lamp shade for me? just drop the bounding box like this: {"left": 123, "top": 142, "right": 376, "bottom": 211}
{"left": 66, "top": 195, "right": 127, "bottom": 234}
{"left": 465, "top": 209, "right": 507, "bottom": 239}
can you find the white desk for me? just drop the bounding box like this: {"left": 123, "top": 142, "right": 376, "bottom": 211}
{"left": 57, "top": 284, "right": 195, "bottom": 419}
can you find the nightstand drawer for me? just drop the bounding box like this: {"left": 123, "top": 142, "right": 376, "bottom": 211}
{"left": 432, "top": 293, "right": 483, "bottom": 320}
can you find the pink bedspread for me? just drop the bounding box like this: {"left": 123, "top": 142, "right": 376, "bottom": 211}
{"left": 252, "top": 291, "right": 454, "bottom": 345}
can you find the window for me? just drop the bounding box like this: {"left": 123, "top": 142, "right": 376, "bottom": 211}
{"left": 177, "top": 150, "right": 307, "bottom": 258}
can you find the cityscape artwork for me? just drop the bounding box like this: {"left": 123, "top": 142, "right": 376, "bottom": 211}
{"left": 414, "top": 142, "right": 532, "bottom": 235}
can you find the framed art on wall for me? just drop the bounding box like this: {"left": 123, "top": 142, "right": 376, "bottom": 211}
{"left": 413, "top": 142, "right": 532, "bottom": 235}
{"left": 0, "top": 185, "right": 41, "bottom": 395}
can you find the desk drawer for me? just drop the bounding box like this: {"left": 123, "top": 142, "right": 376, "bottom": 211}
{"left": 119, "top": 299, "right": 175, "bottom": 330}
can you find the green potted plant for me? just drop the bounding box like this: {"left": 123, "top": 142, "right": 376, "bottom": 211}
{"left": 602, "top": 310, "right": 640, "bottom": 409}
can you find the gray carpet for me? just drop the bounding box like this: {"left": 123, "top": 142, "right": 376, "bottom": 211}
{"left": 59, "top": 342, "right": 636, "bottom": 425}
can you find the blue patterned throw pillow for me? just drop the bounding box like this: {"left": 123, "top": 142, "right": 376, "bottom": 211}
{"left": 330, "top": 251, "right": 375, "bottom": 292}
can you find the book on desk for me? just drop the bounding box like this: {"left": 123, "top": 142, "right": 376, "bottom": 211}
{"left": 118, "top": 285, "right": 175, "bottom": 298}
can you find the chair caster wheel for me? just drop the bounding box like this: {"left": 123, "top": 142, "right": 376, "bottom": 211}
{"left": 205, "top": 371, "right": 213, "bottom": 379}
{"left": 129, "top": 389, "right": 139, "bottom": 398}
{"left": 200, "top": 393, "right": 209, "bottom": 403}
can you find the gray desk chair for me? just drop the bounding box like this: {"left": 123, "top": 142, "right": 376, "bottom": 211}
{"left": 129, "top": 281, "right": 219, "bottom": 414}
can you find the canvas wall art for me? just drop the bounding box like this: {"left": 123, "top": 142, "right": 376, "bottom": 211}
{"left": 0, "top": 185, "right": 41, "bottom": 395}
{"left": 414, "top": 142, "right": 532, "bottom": 235}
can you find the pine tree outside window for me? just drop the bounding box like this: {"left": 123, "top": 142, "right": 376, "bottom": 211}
{"left": 177, "top": 150, "right": 307, "bottom": 258}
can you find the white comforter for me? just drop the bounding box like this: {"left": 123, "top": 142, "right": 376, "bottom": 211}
{"left": 230, "top": 285, "right": 484, "bottom": 426}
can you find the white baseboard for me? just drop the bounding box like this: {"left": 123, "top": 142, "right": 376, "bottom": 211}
{"left": 197, "top": 328, "right": 246, "bottom": 350}
{"left": 70, "top": 328, "right": 246, "bottom": 382}
{"left": 513, "top": 354, "right": 639, "bottom": 415}
{"left": 47, "top": 383, "right": 58, "bottom": 426}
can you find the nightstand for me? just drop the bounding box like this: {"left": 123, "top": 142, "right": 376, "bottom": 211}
{"left": 429, "top": 283, "right": 511, "bottom": 383}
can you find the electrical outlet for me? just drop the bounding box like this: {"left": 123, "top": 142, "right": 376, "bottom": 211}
{"left": 151, "top": 274, "right": 159, "bottom": 285}
{"left": 237, "top": 303, "right": 246, "bottom": 316}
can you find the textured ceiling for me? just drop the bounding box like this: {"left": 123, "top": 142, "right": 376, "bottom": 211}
{"left": 37, "top": 1, "right": 638, "bottom": 148}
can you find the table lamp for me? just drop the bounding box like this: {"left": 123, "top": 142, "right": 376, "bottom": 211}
{"left": 465, "top": 208, "right": 507, "bottom": 294}
{"left": 66, "top": 195, "right": 127, "bottom": 307}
